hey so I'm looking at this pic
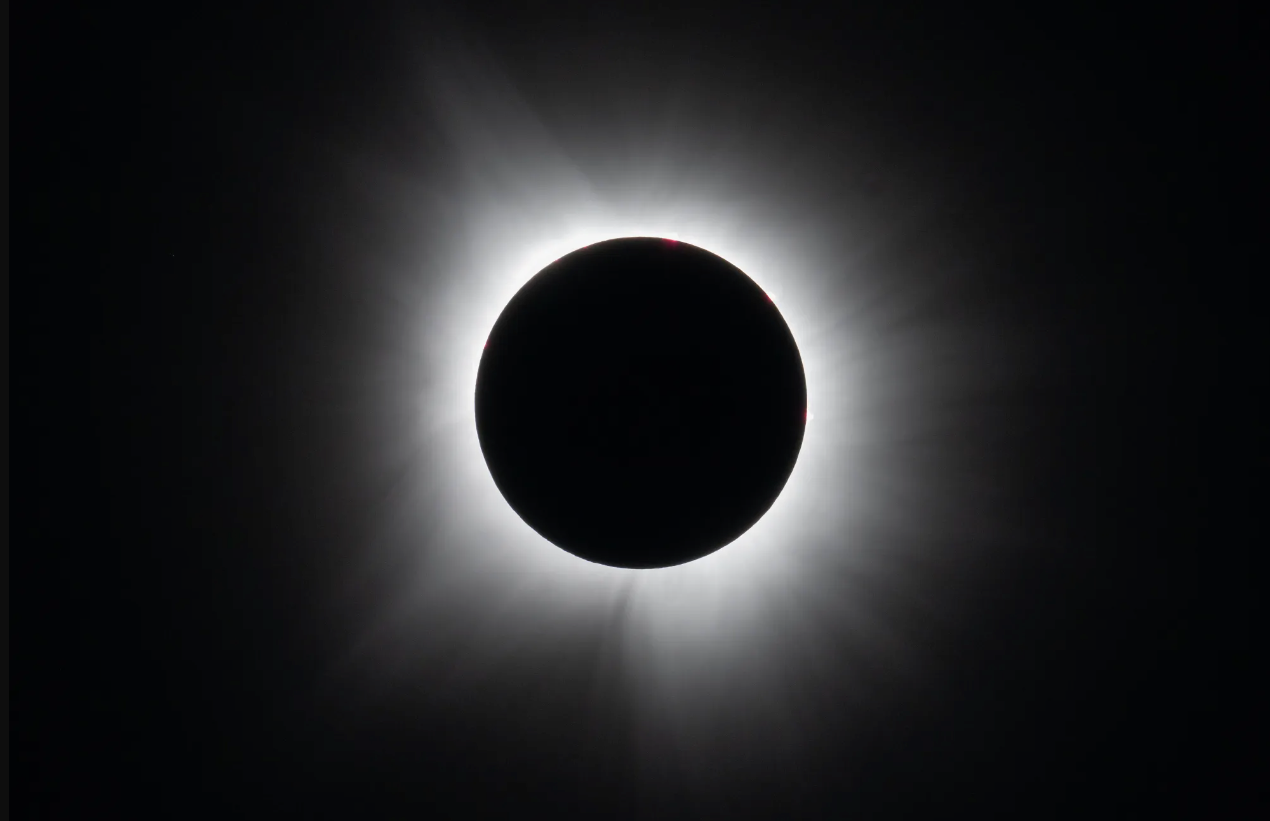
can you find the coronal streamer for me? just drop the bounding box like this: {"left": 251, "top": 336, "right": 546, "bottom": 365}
{"left": 310, "top": 24, "right": 1033, "bottom": 791}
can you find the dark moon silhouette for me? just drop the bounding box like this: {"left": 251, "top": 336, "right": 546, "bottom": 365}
{"left": 475, "top": 237, "right": 807, "bottom": 568}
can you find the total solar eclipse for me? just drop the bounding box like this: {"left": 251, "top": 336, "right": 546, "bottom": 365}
{"left": 475, "top": 237, "right": 807, "bottom": 568}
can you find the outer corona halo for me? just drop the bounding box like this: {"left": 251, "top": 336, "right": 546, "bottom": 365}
{"left": 475, "top": 237, "right": 808, "bottom": 569}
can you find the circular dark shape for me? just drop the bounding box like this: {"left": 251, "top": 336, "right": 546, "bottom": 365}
{"left": 476, "top": 237, "right": 807, "bottom": 569}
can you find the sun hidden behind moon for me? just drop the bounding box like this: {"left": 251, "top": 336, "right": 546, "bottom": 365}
{"left": 475, "top": 237, "right": 808, "bottom": 569}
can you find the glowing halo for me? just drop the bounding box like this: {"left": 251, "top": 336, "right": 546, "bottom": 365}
{"left": 308, "top": 26, "right": 1031, "bottom": 783}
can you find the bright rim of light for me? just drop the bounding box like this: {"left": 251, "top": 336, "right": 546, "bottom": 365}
{"left": 429, "top": 220, "right": 851, "bottom": 630}
{"left": 319, "top": 30, "right": 1022, "bottom": 765}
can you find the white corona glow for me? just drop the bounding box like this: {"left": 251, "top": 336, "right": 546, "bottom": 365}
{"left": 427, "top": 217, "right": 854, "bottom": 631}
{"left": 320, "top": 27, "right": 1025, "bottom": 772}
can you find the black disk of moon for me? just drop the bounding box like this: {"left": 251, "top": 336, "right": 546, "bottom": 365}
{"left": 475, "top": 237, "right": 807, "bottom": 569}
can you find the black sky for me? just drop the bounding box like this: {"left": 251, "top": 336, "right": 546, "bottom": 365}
{"left": 18, "top": 2, "right": 1246, "bottom": 817}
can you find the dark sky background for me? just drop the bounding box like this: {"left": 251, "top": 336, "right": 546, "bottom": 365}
{"left": 19, "top": 2, "right": 1246, "bottom": 818}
